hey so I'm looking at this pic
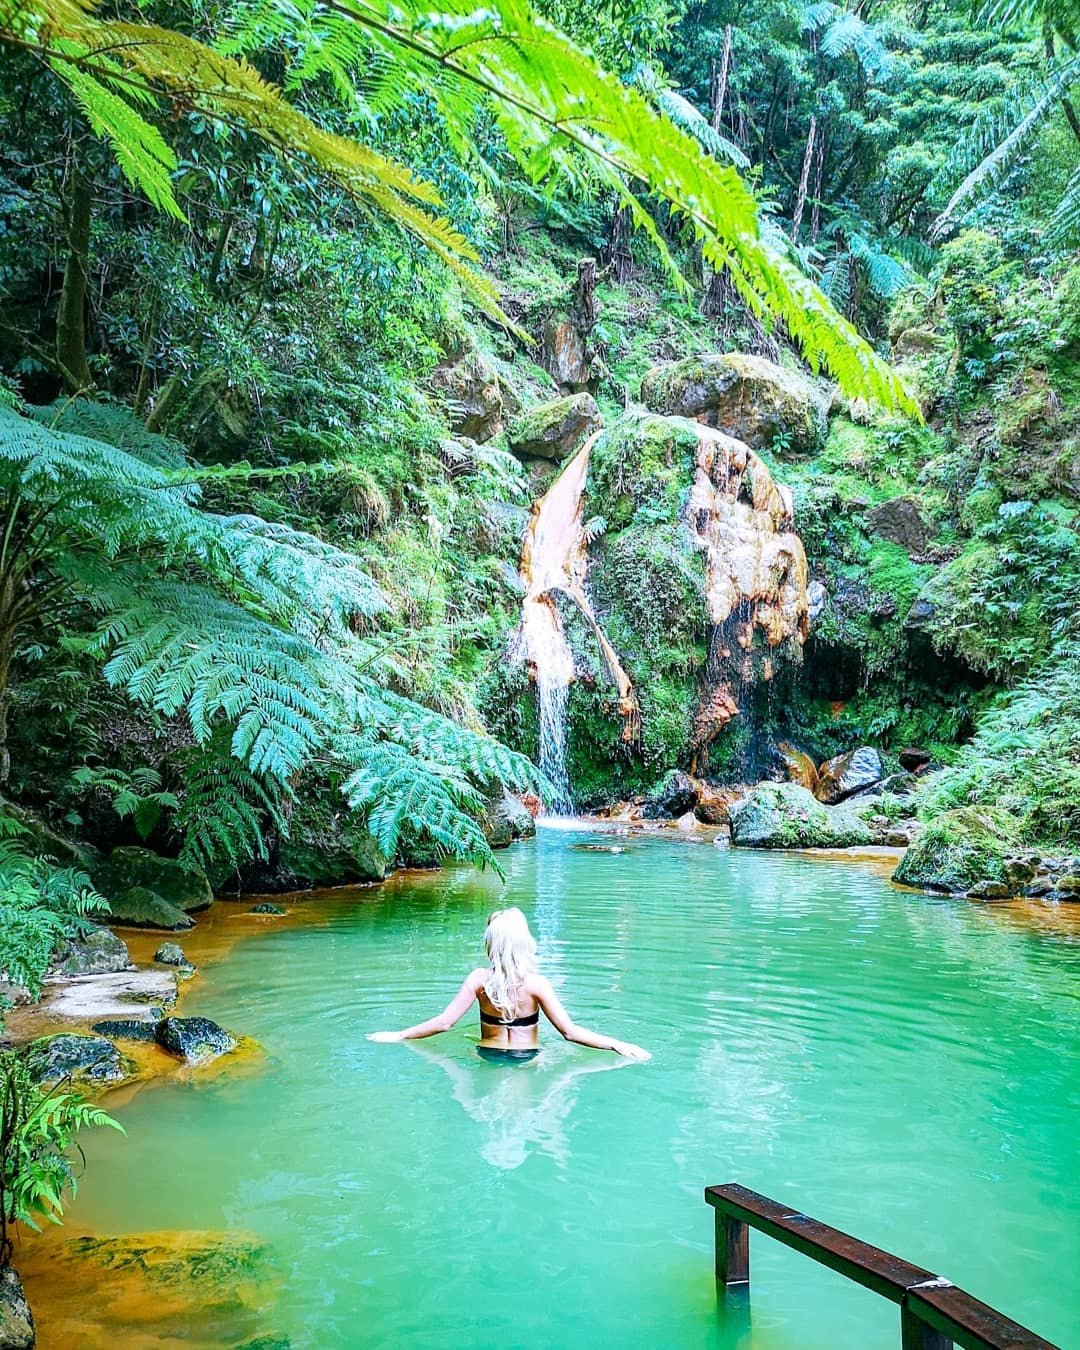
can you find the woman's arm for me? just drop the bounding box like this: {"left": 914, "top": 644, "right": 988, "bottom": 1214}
{"left": 368, "top": 970, "right": 483, "bottom": 1042}
{"left": 533, "top": 976, "right": 651, "bottom": 1061}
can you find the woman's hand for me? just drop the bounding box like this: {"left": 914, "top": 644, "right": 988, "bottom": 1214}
{"left": 367, "top": 1030, "right": 406, "bottom": 1043}
{"left": 611, "top": 1039, "right": 651, "bottom": 1062}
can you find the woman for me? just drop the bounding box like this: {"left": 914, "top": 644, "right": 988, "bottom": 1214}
{"left": 367, "top": 907, "right": 650, "bottom": 1062}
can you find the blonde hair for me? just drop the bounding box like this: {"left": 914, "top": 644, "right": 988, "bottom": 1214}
{"left": 483, "top": 907, "right": 537, "bottom": 1016}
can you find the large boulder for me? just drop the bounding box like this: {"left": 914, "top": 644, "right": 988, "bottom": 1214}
{"left": 815, "top": 747, "right": 884, "bottom": 804}
{"left": 893, "top": 806, "right": 1024, "bottom": 894}
{"left": 93, "top": 846, "right": 212, "bottom": 917}
{"left": 639, "top": 354, "right": 826, "bottom": 455}
{"left": 484, "top": 790, "right": 537, "bottom": 850}
{"left": 641, "top": 769, "right": 699, "bottom": 820}
{"left": 104, "top": 886, "right": 194, "bottom": 931}
{"left": 429, "top": 347, "right": 504, "bottom": 442}
{"left": 0, "top": 1269, "right": 34, "bottom": 1350}
{"left": 507, "top": 393, "right": 601, "bottom": 461}
{"left": 155, "top": 1016, "right": 235, "bottom": 1065}
{"left": 49, "top": 927, "right": 131, "bottom": 977}
{"left": 729, "top": 782, "right": 873, "bottom": 849}
{"left": 23, "top": 1033, "right": 128, "bottom": 1086}
{"left": 278, "top": 796, "right": 388, "bottom": 888}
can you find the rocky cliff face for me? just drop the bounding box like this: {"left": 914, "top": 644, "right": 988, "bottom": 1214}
{"left": 511, "top": 372, "right": 816, "bottom": 803}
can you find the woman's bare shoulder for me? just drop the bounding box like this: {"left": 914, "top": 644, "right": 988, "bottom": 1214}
{"left": 525, "top": 972, "right": 553, "bottom": 996}
{"left": 466, "top": 967, "right": 488, "bottom": 989}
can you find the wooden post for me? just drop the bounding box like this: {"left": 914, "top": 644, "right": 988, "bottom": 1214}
{"left": 715, "top": 1208, "right": 749, "bottom": 1287}
{"left": 900, "top": 1305, "right": 953, "bottom": 1350}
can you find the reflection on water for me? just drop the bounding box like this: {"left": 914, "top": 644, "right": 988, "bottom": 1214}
{"left": 24, "top": 826, "right": 1080, "bottom": 1350}
{"left": 408, "top": 1039, "right": 632, "bottom": 1171}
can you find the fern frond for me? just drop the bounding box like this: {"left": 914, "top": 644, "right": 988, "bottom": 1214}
{"left": 930, "top": 53, "right": 1080, "bottom": 239}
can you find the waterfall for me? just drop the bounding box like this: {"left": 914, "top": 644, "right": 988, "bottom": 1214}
{"left": 518, "top": 434, "right": 638, "bottom": 815}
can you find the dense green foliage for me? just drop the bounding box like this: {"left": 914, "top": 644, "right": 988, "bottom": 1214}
{"left": 0, "top": 0, "right": 1077, "bottom": 922}
{"left": 0, "top": 1051, "right": 122, "bottom": 1266}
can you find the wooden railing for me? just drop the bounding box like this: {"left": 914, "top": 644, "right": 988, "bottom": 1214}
{"left": 705, "top": 1183, "right": 1058, "bottom": 1350}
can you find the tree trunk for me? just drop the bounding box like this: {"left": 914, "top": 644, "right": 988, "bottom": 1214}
{"left": 1045, "top": 28, "right": 1080, "bottom": 145}
{"left": 791, "top": 115, "right": 817, "bottom": 243}
{"left": 571, "top": 257, "right": 599, "bottom": 333}
{"left": 712, "top": 25, "right": 733, "bottom": 135}
{"left": 810, "top": 126, "right": 826, "bottom": 242}
{"left": 56, "top": 169, "right": 93, "bottom": 393}
{"left": 604, "top": 203, "right": 633, "bottom": 284}
{"left": 0, "top": 565, "right": 16, "bottom": 785}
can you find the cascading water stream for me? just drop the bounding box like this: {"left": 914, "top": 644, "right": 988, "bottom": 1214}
{"left": 518, "top": 434, "right": 637, "bottom": 815}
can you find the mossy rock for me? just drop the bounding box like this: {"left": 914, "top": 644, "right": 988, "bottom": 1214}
{"left": 507, "top": 393, "right": 601, "bottom": 461}
{"left": 483, "top": 790, "right": 536, "bottom": 849}
{"left": 729, "top": 782, "right": 873, "bottom": 849}
{"left": 155, "top": 1016, "right": 236, "bottom": 1065}
{"left": 1, "top": 801, "right": 96, "bottom": 869}
{"left": 50, "top": 926, "right": 131, "bottom": 977}
{"left": 639, "top": 353, "right": 826, "bottom": 455}
{"left": 0, "top": 1269, "right": 34, "bottom": 1350}
{"left": 106, "top": 886, "right": 195, "bottom": 931}
{"left": 93, "top": 846, "right": 213, "bottom": 915}
{"left": 23, "top": 1033, "right": 130, "bottom": 1086}
{"left": 893, "top": 806, "right": 1023, "bottom": 894}
{"left": 279, "top": 795, "right": 388, "bottom": 886}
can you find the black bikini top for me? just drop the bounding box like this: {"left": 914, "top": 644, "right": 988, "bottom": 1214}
{"left": 480, "top": 1008, "right": 540, "bottom": 1028}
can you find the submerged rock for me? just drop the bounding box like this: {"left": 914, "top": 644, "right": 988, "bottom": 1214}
{"left": 642, "top": 769, "right": 698, "bottom": 820}
{"left": 50, "top": 927, "right": 131, "bottom": 977}
{"left": 23, "top": 1230, "right": 277, "bottom": 1348}
{"left": 155, "top": 1017, "right": 235, "bottom": 1065}
{"left": 0, "top": 1269, "right": 34, "bottom": 1350}
{"left": 815, "top": 747, "right": 883, "bottom": 804}
{"left": 639, "top": 353, "right": 826, "bottom": 455}
{"left": 24, "top": 1033, "right": 127, "bottom": 1086}
{"left": 507, "top": 393, "right": 601, "bottom": 462}
{"left": 249, "top": 903, "right": 285, "bottom": 915}
{"left": 730, "top": 782, "right": 872, "bottom": 849}
{"left": 892, "top": 806, "right": 1023, "bottom": 894}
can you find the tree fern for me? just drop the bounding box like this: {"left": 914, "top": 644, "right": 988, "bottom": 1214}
{"left": 0, "top": 403, "right": 536, "bottom": 871}
{"left": 930, "top": 53, "right": 1080, "bottom": 239}
{"left": 0, "top": 0, "right": 915, "bottom": 409}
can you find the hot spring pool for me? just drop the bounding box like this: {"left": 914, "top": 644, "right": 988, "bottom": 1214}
{"left": 38, "top": 825, "right": 1080, "bottom": 1347}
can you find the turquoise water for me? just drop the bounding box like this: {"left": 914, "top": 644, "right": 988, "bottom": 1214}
{"left": 70, "top": 826, "right": 1080, "bottom": 1347}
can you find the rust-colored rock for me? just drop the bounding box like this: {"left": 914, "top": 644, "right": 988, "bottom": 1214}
{"left": 815, "top": 747, "right": 883, "bottom": 804}
{"left": 777, "top": 742, "right": 819, "bottom": 793}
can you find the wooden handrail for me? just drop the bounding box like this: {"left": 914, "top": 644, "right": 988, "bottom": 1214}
{"left": 705, "top": 1183, "right": 1058, "bottom": 1350}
